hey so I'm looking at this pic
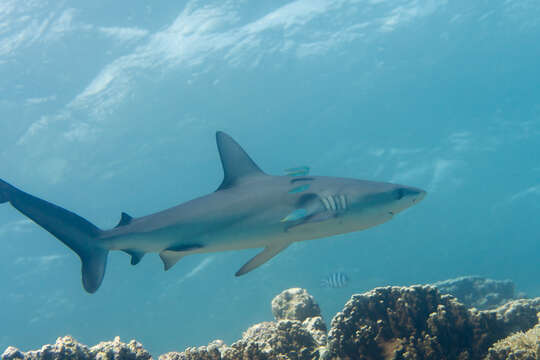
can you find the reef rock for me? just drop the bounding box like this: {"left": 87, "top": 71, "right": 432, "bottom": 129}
{"left": 222, "top": 320, "right": 323, "bottom": 360}
{"left": 5, "top": 284, "right": 540, "bottom": 360}
{"left": 484, "top": 317, "right": 540, "bottom": 360}
{"left": 473, "top": 298, "right": 540, "bottom": 339}
{"left": 2, "top": 336, "right": 91, "bottom": 360}
{"left": 1, "top": 336, "right": 151, "bottom": 360}
{"left": 327, "top": 285, "right": 540, "bottom": 360}
{"left": 91, "top": 336, "right": 151, "bottom": 360}
{"left": 159, "top": 340, "right": 225, "bottom": 360}
{"left": 301, "top": 315, "right": 328, "bottom": 347}
{"left": 160, "top": 321, "right": 325, "bottom": 360}
{"left": 433, "top": 276, "right": 521, "bottom": 310}
{"left": 271, "top": 288, "right": 321, "bottom": 322}
{"left": 160, "top": 288, "right": 327, "bottom": 360}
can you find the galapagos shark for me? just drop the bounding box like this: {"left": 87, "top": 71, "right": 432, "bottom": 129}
{"left": 0, "top": 132, "right": 426, "bottom": 293}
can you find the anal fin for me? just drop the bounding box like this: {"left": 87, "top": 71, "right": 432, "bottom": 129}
{"left": 235, "top": 241, "right": 290, "bottom": 276}
{"left": 122, "top": 249, "right": 145, "bottom": 265}
{"left": 159, "top": 244, "right": 203, "bottom": 271}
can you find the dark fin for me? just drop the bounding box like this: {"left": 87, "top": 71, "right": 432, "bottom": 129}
{"left": 122, "top": 249, "right": 145, "bottom": 265}
{"left": 0, "top": 178, "right": 14, "bottom": 203}
{"left": 1, "top": 179, "right": 108, "bottom": 293}
{"left": 215, "top": 131, "right": 267, "bottom": 191}
{"left": 159, "top": 250, "right": 185, "bottom": 271}
{"left": 235, "top": 241, "right": 290, "bottom": 276}
{"left": 115, "top": 212, "right": 133, "bottom": 228}
{"left": 81, "top": 247, "right": 108, "bottom": 293}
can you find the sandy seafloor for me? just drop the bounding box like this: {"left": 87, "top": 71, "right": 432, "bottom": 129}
{"left": 0, "top": 0, "right": 539, "bottom": 355}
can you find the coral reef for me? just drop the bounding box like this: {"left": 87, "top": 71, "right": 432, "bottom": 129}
{"left": 433, "top": 276, "right": 522, "bottom": 310}
{"left": 4, "top": 282, "right": 539, "bottom": 360}
{"left": 484, "top": 320, "right": 540, "bottom": 360}
{"left": 159, "top": 340, "right": 225, "bottom": 360}
{"left": 91, "top": 337, "right": 151, "bottom": 360}
{"left": 1, "top": 336, "right": 150, "bottom": 360}
{"left": 221, "top": 320, "right": 323, "bottom": 359}
{"left": 271, "top": 288, "right": 321, "bottom": 322}
{"left": 160, "top": 321, "right": 325, "bottom": 360}
{"left": 327, "top": 285, "right": 540, "bottom": 360}
{"left": 160, "top": 288, "right": 327, "bottom": 360}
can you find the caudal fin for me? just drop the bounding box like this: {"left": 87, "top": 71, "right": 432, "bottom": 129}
{"left": 0, "top": 178, "right": 12, "bottom": 203}
{"left": 1, "top": 178, "right": 108, "bottom": 293}
{"left": 80, "top": 247, "right": 109, "bottom": 293}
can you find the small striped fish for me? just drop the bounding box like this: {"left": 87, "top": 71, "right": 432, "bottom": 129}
{"left": 320, "top": 272, "right": 349, "bottom": 288}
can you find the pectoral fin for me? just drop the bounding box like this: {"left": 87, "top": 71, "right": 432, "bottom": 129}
{"left": 281, "top": 193, "right": 333, "bottom": 231}
{"left": 235, "top": 242, "right": 291, "bottom": 276}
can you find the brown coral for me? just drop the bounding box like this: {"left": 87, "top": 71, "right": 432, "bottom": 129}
{"left": 484, "top": 315, "right": 540, "bottom": 360}
{"left": 271, "top": 288, "right": 321, "bottom": 322}
{"left": 91, "top": 337, "right": 151, "bottom": 360}
{"left": 159, "top": 288, "right": 327, "bottom": 360}
{"left": 3, "top": 284, "right": 539, "bottom": 360}
{"left": 221, "top": 320, "right": 322, "bottom": 360}
{"left": 1, "top": 336, "right": 150, "bottom": 360}
{"left": 432, "top": 276, "right": 519, "bottom": 310}
{"left": 327, "top": 285, "right": 540, "bottom": 360}
{"left": 159, "top": 320, "right": 325, "bottom": 360}
{"left": 159, "top": 340, "right": 225, "bottom": 360}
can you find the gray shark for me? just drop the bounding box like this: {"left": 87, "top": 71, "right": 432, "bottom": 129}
{"left": 0, "top": 132, "right": 426, "bottom": 293}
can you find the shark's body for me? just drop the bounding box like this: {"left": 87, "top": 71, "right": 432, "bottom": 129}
{"left": 0, "top": 132, "right": 426, "bottom": 293}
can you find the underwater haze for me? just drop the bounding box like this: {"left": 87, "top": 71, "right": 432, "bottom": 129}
{"left": 1, "top": 0, "right": 539, "bottom": 355}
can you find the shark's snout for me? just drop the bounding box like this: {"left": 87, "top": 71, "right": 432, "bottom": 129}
{"left": 409, "top": 187, "right": 427, "bottom": 203}
{"left": 388, "top": 185, "right": 426, "bottom": 215}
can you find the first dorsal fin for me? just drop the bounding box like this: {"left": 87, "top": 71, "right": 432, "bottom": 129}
{"left": 115, "top": 212, "right": 133, "bottom": 228}
{"left": 216, "top": 131, "right": 266, "bottom": 191}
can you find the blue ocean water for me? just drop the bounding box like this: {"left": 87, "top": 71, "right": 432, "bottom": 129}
{"left": 1, "top": 0, "right": 539, "bottom": 355}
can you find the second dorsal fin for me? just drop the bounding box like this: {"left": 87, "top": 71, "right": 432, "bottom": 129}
{"left": 115, "top": 212, "right": 133, "bottom": 228}
{"left": 215, "top": 131, "right": 266, "bottom": 191}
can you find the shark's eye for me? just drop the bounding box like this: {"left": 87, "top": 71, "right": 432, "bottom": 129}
{"left": 394, "top": 188, "right": 406, "bottom": 200}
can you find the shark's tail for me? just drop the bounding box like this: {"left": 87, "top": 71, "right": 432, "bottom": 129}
{"left": 1, "top": 178, "right": 108, "bottom": 293}
{"left": 0, "top": 178, "right": 10, "bottom": 204}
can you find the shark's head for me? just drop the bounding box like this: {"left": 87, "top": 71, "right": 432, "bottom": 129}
{"left": 342, "top": 180, "right": 426, "bottom": 227}
{"left": 286, "top": 176, "right": 427, "bottom": 237}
